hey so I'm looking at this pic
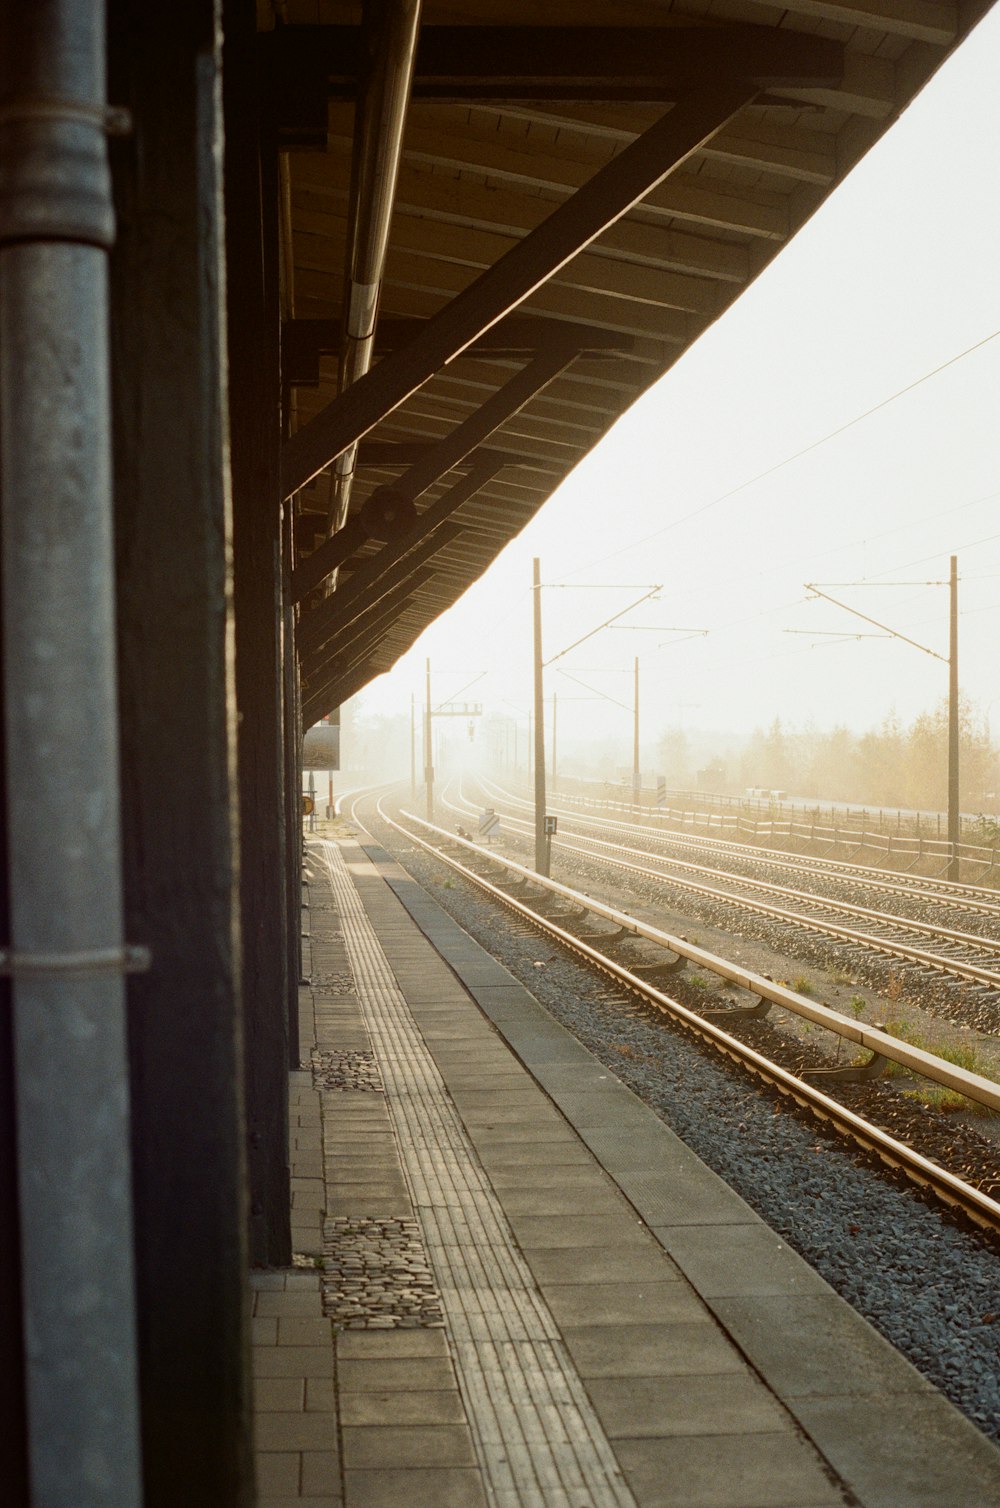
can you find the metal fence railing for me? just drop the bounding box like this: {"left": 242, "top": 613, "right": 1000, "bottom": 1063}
{"left": 545, "top": 779, "right": 1000, "bottom": 876}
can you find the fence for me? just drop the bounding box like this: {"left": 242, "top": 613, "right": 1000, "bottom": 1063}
{"left": 547, "top": 779, "right": 1000, "bottom": 875}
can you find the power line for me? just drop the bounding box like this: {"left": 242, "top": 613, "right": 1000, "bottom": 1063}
{"left": 567, "top": 327, "right": 1000, "bottom": 575}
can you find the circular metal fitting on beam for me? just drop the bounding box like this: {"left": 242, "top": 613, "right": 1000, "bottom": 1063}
{"left": 0, "top": 97, "right": 125, "bottom": 248}
{"left": 359, "top": 486, "right": 418, "bottom": 542}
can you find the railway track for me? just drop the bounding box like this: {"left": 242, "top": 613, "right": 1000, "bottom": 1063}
{"left": 527, "top": 783, "right": 1000, "bottom": 914}
{"left": 460, "top": 779, "right": 1000, "bottom": 1003}
{"left": 352, "top": 791, "right": 1000, "bottom": 1235}
{"left": 479, "top": 776, "right": 1000, "bottom": 922}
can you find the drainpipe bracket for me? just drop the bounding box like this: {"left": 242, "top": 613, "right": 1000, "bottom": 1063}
{"left": 0, "top": 96, "right": 125, "bottom": 248}
{"left": 0, "top": 944, "right": 152, "bottom": 978}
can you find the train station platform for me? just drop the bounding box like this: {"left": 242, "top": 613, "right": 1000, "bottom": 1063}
{"left": 250, "top": 833, "right": 1000, "bottom": 1508}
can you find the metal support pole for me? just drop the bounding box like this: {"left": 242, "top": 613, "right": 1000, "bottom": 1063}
{"left": 633, "top": 656, "right": 640, "bottom": 807}
{"left": 0, "top": 4, "right": 142, "bottom": 1503}
{"left": 424, "top": 657, "right": 434, "bottom": 819}
{"left": 533, "top": 558, "right": 548, "bottom": 874}
{"left": 552, "top": 692, "right": 558, "bottom": 791}
{"left": 411, "top": 691, "right": 416, "bottom": 797}
{"left": 948, "top": 554, "right": 960, "bottom": 880}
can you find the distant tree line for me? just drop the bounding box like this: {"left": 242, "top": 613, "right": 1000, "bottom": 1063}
{"left": 660, "top": 699, "right": 999, "bottom": 813}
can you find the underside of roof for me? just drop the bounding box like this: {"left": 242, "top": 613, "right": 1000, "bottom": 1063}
{"left": 272, "top": 0, "right": 993, "bottom": 726}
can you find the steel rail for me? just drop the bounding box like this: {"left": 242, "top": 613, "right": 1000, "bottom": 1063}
{"left": 478, "top": 798, "right": 1000, "bottom": 961}
{"left": 517, "top": 780, "right": 1000, "bottom": 910}
{"left": 462, "top": 786, "right": 1000, "bottom": 989}
{"left": 478, "top": 775, "right": 1000, "bottom": 916}
{"left": 354, "top": 794, "right": 1000, "bottom": 1233}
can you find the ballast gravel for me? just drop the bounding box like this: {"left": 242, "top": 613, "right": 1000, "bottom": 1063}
{"left": 368, "top": 823, "right": 1000, "bottom": 1448}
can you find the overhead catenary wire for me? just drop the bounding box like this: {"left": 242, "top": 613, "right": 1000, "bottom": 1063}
{"left": 565, "top": 328, "right": 1000, "bottom": 578}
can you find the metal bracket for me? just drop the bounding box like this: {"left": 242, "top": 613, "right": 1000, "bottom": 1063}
{"left": 799, "top": 1049, "right": 887, "bottom": 1083}
{"left": 631, "top": 955, "right": 686, "bottom": 978}
{"left": 0, "top": 944, "right": 151, "bottom": 979}
{"left": 701, "top": 996, "right": 773, "bottom": 1022}
{"left": 0, "top": 100, "right": 132, "bottom": 135}
{"left": 578, "top": 925, "right": 633, "bottom": 945}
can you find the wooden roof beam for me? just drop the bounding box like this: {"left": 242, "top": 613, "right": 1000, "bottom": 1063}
{"left": 292, "top": 205, "right": 728, "bottom": 317}
{"left": 292, "top": 168, "right": 751, "bottom": 283}
{"left": 327, "top": 126, "right": 791, "bottom": 240}
{"left": 282, "top": 313, "right": 635, "bottom": 387}
{"left": 281, "top": 84, "right": 760, "bottom": 501}
{"left": 292, "top": 349, "right": 572, "bottom": 599}
{"left": 265, "top": 25, "right": 844, "bottom": 105}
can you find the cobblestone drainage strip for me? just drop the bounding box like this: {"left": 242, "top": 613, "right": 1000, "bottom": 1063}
{"left": 321, "top": 1216, "right": 445, "bottom": 1329}
{"left": 310, "top": 970, "right": 355, "bottom": 992}
{"left": 311, "top": 1049, "right": 384, "bottom": 1092}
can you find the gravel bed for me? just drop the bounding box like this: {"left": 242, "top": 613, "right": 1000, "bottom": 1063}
{"left": 360, "top": 809, "right": 1000, "bottom": 1447}
{"left": 552, "top": 839, "right": 1000, "bottom": 1037}
{"left": 465, "top": 789, "right": 1000, "bottom": 1034}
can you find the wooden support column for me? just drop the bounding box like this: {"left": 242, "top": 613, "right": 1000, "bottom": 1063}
{"left": 0, "top": 574, "right": 27, "bottom": 1506}
{"left": 224, "top": 0, "right": 291, "bottom": 1266}
{"left": 283, "top": 494, "right": 303, "bottom": 1065}
{"left": 108, "top": 5, "right": 252, "bottom": 1503}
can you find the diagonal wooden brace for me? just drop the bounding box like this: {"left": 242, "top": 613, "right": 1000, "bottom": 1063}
{"left": 280, "top": 81, "right": 760, "bottom": 501}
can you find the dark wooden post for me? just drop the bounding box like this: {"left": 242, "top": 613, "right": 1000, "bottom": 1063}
{"left": 224, "top": 0, "right": 292, "bottom": 1267}
{"left": 0, "top": 586, "right": 27, "bottom": 1507}
{"left": 108, "top": 4, "right": 253, "bottom": 1502}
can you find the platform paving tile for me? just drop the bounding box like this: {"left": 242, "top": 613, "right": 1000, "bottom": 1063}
{"left": 486, "top": 1161, "right": 620, "bottom": 1190}
{"left": 321, "top": 840, "right": 636, "bottom": 1506}
{"left": 336, "top": 1326, "right": 451, "bottom": 1359}
{"left": 503, "top": 1213, "right": 654, "bottom": 1249}
{"left": 254, "top": 1344, "right": 336, "bottom": 1380}
{"left": 301, "top": 837, "right": 1000, "bottom": 1508}
{"left": 710, "top": 1293, "right": 936, "bottom": 1398}
{"left": 790, "top": 1392, "right": 1000, "bottom": 1506}
{"left": 337, "top": 1356, "right": 460, "bottom": 1398}
{"left": 340, "top": 1389, "right": 467, "bottom": 1427}
{"left": 255, "top": 1410, "right": 339, "bottom": 1453}
{"left": 255, "top": 1377, "right": 306, "bottom": 1411}
{"left": 254, "top": 1291, "right": 326, "bottom": 1318}
{"left": 499, "top": 1184, "right": 637, "bottom": 1218}
{"left": 341, "top": 1423, "right": 477, "bottom": 1470}
{"left": 542, "top": 1280, "right": 709, "bottom": 1329}
{"left": 561, "top": 1321, "right": 747, "bottom": 1379}
{"left": 613, "top": 1434, "right": 846, "bottom": 1508}
{"left": 259, "top": 1498, "right": 340, "bottom": 1508}
{"left": 342, "top": 1466, "right": 487, "bottom": 1508}
{"left": 255, "top": 1452, "right": 301, "bottom": 1496}
{"left": 475, "top": 1140, "right": 600, "bottom": 1169}
{"left": 521, "top": 1243, "right": 684, "bottom": 1285}
{"left": 659, "top": 1223, "right": 836, "bottom": 1298}
{"left": 586, "top": 1373, "right": 796, "bottom": 1438}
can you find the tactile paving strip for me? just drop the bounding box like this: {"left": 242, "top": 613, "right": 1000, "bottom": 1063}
{"left": 319, "top": 841, "right": 635, "bottom": 1508}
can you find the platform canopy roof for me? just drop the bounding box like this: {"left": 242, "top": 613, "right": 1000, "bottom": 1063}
{"left": 274, "top": 0, "right": 992, "bottom": 725}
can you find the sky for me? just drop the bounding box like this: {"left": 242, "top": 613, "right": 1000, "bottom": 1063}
{"left": 349, "top": 8, "right": 1000, "bottom": 766}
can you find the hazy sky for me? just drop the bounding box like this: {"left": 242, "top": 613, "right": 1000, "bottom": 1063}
{"left": 352, "top": 9, "right": 1000, "bottom": 761}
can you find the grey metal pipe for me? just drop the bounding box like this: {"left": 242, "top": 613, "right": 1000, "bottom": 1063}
{"left": 0, "top": 4, "right": 143, "bottom": 1504}
{"left": 325, "top": 0, "right": 423, "bottom": 544}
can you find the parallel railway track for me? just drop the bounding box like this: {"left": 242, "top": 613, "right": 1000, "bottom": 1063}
{"left": 459, "top": 779, "right": 1000, "bottom": 1001}
{"left": 525, "top": 782, "right": 1000, "bottom": 916}
{"left": 353, "top": 791, "right": 1000, "bottom": 1236}
{"left": 478, "top": 776, "right": 1000, "bottom": 921}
